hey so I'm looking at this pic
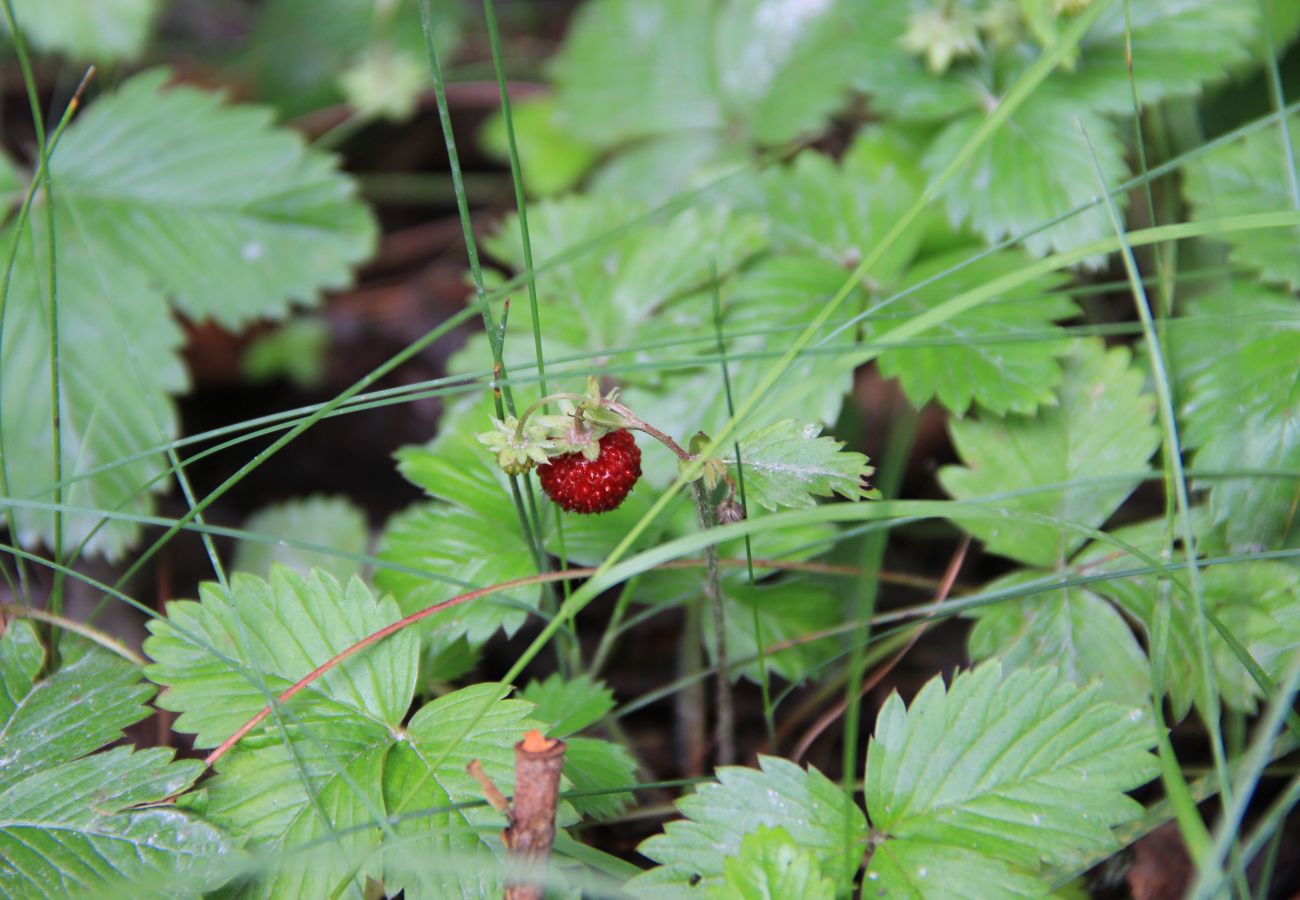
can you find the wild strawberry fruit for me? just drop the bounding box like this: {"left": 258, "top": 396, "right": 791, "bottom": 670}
{"left": 537, "top": 429, "right": 641, "bottom": 514}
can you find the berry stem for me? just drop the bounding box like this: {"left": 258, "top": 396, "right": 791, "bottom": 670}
{"left": 603, "top": 400, "right": 738, "bottom": 501}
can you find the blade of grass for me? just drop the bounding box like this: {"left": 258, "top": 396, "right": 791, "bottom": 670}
{"left": 1080, "top": 119, "right": 1221, "bottom": 866}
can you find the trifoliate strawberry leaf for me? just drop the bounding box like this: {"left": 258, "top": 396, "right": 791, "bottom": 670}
{"left": 0, "top": 746, "right": 230, "bottom": 898}
{"left": 1182, "top": 329, "right": 1300, "bottom": 550}
{"left": 729, "top": 419, "right": 877, "bottom": 512}
{"left": 716, "top": 826, "right": 836, "bottom": 900}
{"left": 144, "top": 566, "right": 418, "bottom": 750}
{"left": 376, "top": 500, "right": 540, "bottom": 648}
{"left": 380, "top": 684, "right": 544, "bottom": 899}
{"left": 552, "top": 0, "right": 869, "bottom": 150}
{"left": 51, "top": 70, "right": 375, "bottom": 327}
{"left": 1, "top": 0, "right": 160, "bottom": 61}
{"left": 630, "top": 756, "right": 867, "bottom": 894}
{"left": 521, "top": 673, "right": 616, "bottom": 738}
{"left": 234, "top": 495, "right": 370, "bottom": 584}
{"left": 1183, "top": 113, "right": 1300, "bottom": 290}
{"left": 563, "top": 737, "right": 638, "bottom": 820}
{"left": 967, "top": 573, "right": 1151, "bottom": 706}
{"left": 0, "top": 621, "right": 230, "bottom": 897}
{"left": 939, "top": 340, "right": 1159, "bottom": 568}
{"left": 866, "top": 247, "right": 1076, "bottom": 415}
{"left": 0, "top": 618, "right": 153, "bottom": 785}
{"left": 865, "top": 663, "right": 1159, "bottom": 883}
{"left": 924, "top": 85, "right": 1128, "bottom": 259}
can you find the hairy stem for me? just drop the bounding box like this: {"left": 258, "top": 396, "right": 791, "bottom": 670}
{"left": 692, "top": 480, "right": 734, "bottom": 766}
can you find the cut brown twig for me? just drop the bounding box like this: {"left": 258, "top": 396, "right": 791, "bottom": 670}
{"left": 469, "top": 730, "right": 568, "bottom": 900}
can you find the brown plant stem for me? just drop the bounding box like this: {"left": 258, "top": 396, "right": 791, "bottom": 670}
{"left": 501, "top": 730, "right": 567, "bottom": 900}
{"left": 692, "top": 481, "right": 734, "bottom": 766}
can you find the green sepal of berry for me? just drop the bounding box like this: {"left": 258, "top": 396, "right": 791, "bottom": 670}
{"left": 475, "top": 415, "right": 556, "bottom": 474}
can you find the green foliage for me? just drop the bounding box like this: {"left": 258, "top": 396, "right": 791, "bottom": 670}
{"left": 633, "top": 664, "right": 1158, "bottom": 894}
{"left": 629, "top": 756, "right": 867, "bottom": 894}
{"left": 716, "top": 827, "right": 836, "bottom": 900}
{"left": 863, "top": 663, "right": 1158, "bottom": 890}
{"left": 865, "top": 247, "right": 1076, "bottom": 414}
{"left": 1183, "top": 328, "right": 1300, "bottom": 550}
{"left": 1184, "top": 112, "right": 1300, "bottom": 289}
{"left": 521, "top": 672, "right": 616, "bottom": 737}
{"left": 145, "top": 566, "right": 418, "bottom": 750}
{"left": 143, "top": 566, "right": 549, "bottom": 897}
{"left": 480, "top": 96, "right": 599, "bottom": 197}
{"left": 710, "top": 580, "right": 841, "bottom": 683}
{"left": 967, "top": 573, "right": 1151, "bottom": 706}
{"left": 234, "top": 494, "right": 370, "bottom": 583}
{"left": 1, "top": 0, "right": 160, "bottom": 61}
{"left": 0, "top": 69, "right": 375, "bottom": 558}
{"left": 242, "top": 317, "right": 331, "bottom": 389}
{"left": 730, "top": 419, "right": 877, "bottom": 511}
{"left": 940, "top": 340, "right": 1160, "bottom": 567}
{"left": 551, "top": 0, "right": 872, "bottom": 198}
{"left": 562, "top": 736, "right": 638, "bottom": 820}
{"left": 240, "top": 0, "right": 459, "bottom": 119}
{"left": 0, "top": 620, "right": 230, "bottom": 898}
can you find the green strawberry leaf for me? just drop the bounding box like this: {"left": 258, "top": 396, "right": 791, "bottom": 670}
{"left": 1183, "top": 112, "right": 1300, "bottom": 290}
{"left": 0, "top": 618, "right": 153, "bottom": 785}
{"left": 630, "top": 756, "right": 867, "bottom": 894}
{"left": 144, "top": 566, "right": 418, "bottom": 750}
{"left": 737, "top": 133, "right": 926, "bottom": 284}
{"left": 380, "top": 685, "right": 543, "bottom": 899}
{"left": 0, "top": 746, "right": 230, "bottom": 898}
{"left": 967, "top": 573, "right": 1151, "bottom": 706}
{"left": 51, "top": 70, "right": 377, "bottom": 328}
{"left": 376, "top": 502, "right": 540, "bottom": 649}
{"left": 552, "top": 0, "right": 869, "bottom": 149}
{"left": 1182, "top": 329, "right": 1300, "bottom": 550}
{"left": 716, "top": 826, "right": 836, "bottom": 900}
{"left": 562, "top": 736, "right": 638, "bottom": 820}
{"left": 1, "top": 0, "right": 160, "bottom": 61}
{"left": 923, "top": 85, "right": 1128, "bottom": 259}
{"left": 234, "top": 495, "right": 370, "bottom": 584}
{"left": 939, "top": 340, "right": 1159, "bottom": 568}
{"left": 0, "top": 69, "right": 375, "bottom": 558}
{"left": 866, "top": 247, "right": 1076, "bottom": 415}
{"left": 729, "top": 419, "right": 877, "bottom": 511}
{"left": 865, "top": 663, "right": 1159, "bottom": 879}
{"left": 1075, "top": 1, "right": 1261, "bottom": 112}
{"left": 0, "top": 620, "right": 230, "bottom": 897}
{"left": 0, "top": 233, "right": 185, "bottom": 560}
{"left": 520, "top": 673, "right": 616, "bottom": 738}
{"left": 1090, "top": 533, "right": 1300, "bottom": 716}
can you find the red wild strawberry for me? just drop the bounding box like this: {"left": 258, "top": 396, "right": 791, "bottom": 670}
{"left": 537, "top": 429, "right": 641, "bottom": 514}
